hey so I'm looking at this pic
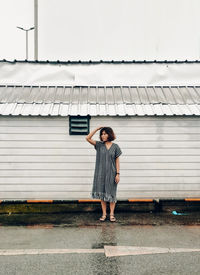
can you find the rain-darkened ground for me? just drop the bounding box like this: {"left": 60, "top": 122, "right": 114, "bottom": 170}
{"left": 0, "top": 211, "right": 200, "bottom": 274}
{"left": 0, "top": 210, "right": 200, "bottom": 226}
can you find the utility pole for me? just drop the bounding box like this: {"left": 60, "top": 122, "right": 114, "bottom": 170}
{"left": 34, "top": 0, "right": 38, "bottom": 60}
{"left": 17, "top": 26, "right": 34, "bottom": 60}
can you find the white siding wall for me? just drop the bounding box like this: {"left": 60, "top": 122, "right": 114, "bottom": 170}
{"left": 0, "top": 116, "right": 200, "bottom": 200}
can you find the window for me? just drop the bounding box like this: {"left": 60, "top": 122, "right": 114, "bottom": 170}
{"left": 69, "top": 115, "right": 91, "bottom": 135}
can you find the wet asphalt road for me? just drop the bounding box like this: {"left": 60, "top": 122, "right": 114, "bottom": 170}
{"left": 0, "top": 212, "right": 200, "bottom": 275}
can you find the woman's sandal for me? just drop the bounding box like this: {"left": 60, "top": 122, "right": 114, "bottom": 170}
{"left": 110, "top": 215, "right": 116, "bottom": 222}
{"left": 99, "top": 215, "right": 107, "bottom": 221}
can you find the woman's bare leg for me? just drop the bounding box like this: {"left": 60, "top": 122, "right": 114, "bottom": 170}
{"left": 110, "top": 202, "right": 116, "bottom": 215}
{"left": 101, "top": 200, "right": 107, "bottom": 216}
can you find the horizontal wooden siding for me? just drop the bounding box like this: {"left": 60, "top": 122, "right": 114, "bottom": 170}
{"left": 0, "top": 116, "right": 200, "bottom": 200}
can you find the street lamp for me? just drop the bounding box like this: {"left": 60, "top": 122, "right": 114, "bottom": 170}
{"left": 17, "top": 26, "right": 34, "bottom": 60}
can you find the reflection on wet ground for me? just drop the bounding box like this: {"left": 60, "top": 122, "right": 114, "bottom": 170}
{"left": 0, "top": 211, "right": 199, "bottom": 227}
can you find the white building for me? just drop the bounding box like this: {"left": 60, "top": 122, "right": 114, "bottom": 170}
{"left": 0, "top": 60, "right": 200, "bottom": 201}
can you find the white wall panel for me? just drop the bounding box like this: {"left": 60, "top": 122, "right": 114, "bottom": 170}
{"left": 0, "top": 116, "right": 200, "bottom": 200}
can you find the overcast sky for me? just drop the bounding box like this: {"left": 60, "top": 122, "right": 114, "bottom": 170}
{"left": 1, "top": 0, "right": 200, "bottom": 61}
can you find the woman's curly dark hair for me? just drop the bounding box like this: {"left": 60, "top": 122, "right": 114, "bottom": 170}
{"left": 99, "top": 127, "right": 116, "bottom": 141}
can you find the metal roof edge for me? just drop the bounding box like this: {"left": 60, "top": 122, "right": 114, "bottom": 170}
{"left": 1, "top": 59, "right": 200, "bottom": 65}
{"left": 1, "top": 85, "right": 200, "bottom": 88}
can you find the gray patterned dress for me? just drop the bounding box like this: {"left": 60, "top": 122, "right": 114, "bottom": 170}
{"left": 91, "top": 140, "right": 122, "bottom": 203}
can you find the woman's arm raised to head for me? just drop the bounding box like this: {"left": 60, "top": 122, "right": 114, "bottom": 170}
{"left": 85, "top": 126, "right": 103, "bottom": 146}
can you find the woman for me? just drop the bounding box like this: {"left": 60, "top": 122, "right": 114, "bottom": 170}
{"left": 85, "top": 126, "right": 122, "bottom": 222}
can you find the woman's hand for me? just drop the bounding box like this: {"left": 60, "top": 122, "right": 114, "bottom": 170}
{"left": 97, "top": 126, "right": 105, "bottom": 130}
{"left": 115, "top": 174, "right": 120, "bottom": 184}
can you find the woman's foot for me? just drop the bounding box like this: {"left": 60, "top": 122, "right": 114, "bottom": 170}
{"left": 99, "top": 215, "right": 107, "bottom": 221}
{"left": 110, "top": 214, "right": 116, "bottom": 222}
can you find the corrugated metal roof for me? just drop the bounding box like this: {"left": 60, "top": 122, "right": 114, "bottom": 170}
{"left": 0, "top": 85, "right": 200, "bottom": 116}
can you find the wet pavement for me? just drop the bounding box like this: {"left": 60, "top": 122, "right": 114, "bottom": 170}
{"left": 0, "top": 211, "right": 200, "bottom": 226}
{"left": 0, "top": 211, "right": 200, "bottom": 274}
